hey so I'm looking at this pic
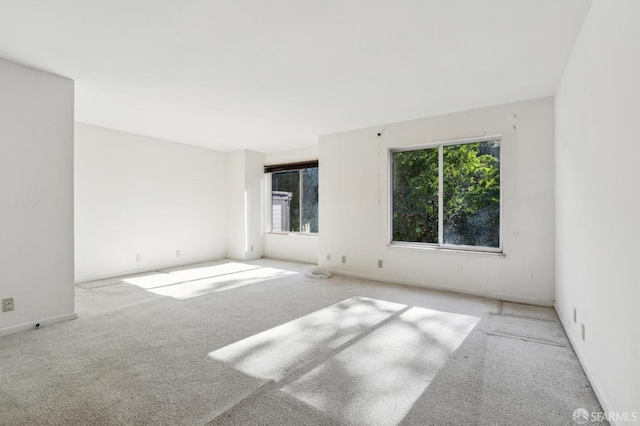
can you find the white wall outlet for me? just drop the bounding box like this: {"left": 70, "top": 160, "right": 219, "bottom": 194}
{"left": 573, "top": 307, "right": 577, "bottom": 323}
{"left": 341, "top": 255, "right": 346, "bottom": 263}
{"left": 2, "top": 297, "right": 14, "bottom": 312}
{"left": 581, "top": 323, "right": 585, "bottom": 341}
{"left": 326, "top": 253, "right": 330, "bottom": 261}
{"left": 378, "top": 260, "right": 383, "bottom": 268}
{"left": 176, "top": 250, "right": 181, "bottom": 257}
{"left": 251, "top": 245, "right": 254, "bottom": 251}
{"left": 136, "top": 254, "right": 142, "bottom": 262}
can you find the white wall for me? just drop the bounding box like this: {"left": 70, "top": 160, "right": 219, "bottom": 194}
{"left": 75, "top": 124, "right": 227, "bottom": 282}
{"left": 245, "top": 150, "right": 265, "bottom": 261}
{"left": 264, "top": 146, "right": 318, "bottom": 166}
{"left": 264, "top": 146, "right": 320, "bottom": 264}
{"left": 0, "top": 59, "right": 75, "bottom": 336}
{"left": 319, "top": 98, "right": 555, "bottom": 305}
{"left": 226, "top": 150, "right": 247, "bottom": 260}
{"left": 264, "top": 234, "right": 318, "bottom": 264}
{"left": 555, "top": 0, "right": 640, "bottom": 418}
{"left": 225, "top": 150, "right": 265, "bottom": 261}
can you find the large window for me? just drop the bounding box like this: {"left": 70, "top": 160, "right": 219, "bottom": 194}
{"left": 391, "top": 138, "right": 501, "bottom": 251}
{"left": 267, "top": 162, "right": 318, "bottom": 234}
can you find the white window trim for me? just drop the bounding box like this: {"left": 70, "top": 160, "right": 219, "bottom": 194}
{"left": 265, "top": 167, "right": 319, "bottom": 236}
{"left": 387, "top": 242, "right": 505, "bottom": 257}
{"left": 388, "top": 134, "right": 503, "bottom": 254}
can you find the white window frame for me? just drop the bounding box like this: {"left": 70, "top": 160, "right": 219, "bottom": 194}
{"left": 388, "top": 135, "right": 503, "bottom": 253}
{"left": 266, "top": 167, "right": 319, "bottom": 235}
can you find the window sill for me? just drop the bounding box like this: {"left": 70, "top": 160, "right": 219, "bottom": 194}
{"left": 387, "top": 242, "right": 504, "bottom": 257}
{"left": 267, "top": 232, "right": 319, "bottom": 237}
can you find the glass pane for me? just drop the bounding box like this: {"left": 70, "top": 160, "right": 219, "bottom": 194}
{"left": 443, "top": 141, "right": 500, "bottom": 248}
{"left": 272, "top": 171, "right": 300, "bottom": 232}
{"left": 392, "top": 148, "right": 439, "bottom": 243}
{"left": 301, "top": 167, "right": 319, "bottom": 233}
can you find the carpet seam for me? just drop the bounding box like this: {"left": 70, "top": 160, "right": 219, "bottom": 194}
{"left": 487, "top": 331, "right": 566, "bottom": 348}
{"left": 489, "top": 312, "right": 559, "bottom": 324}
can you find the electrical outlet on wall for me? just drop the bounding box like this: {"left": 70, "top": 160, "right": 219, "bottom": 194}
{"left": 136, "top": 254, "right": 142, "bottom": 262}
{"left": 378, "top": 260, "right": 383, "bottom": 268}
{"left": 341, "top": 255, "right": 346, "bottom": 263}
{"left": 326, "top": 253, "right": 330, "bottom": 261}
{"left": 176, "top": 250, "right": 181, "bottom": 257}
{"left": 2, "top": 297, "right": 14, "bottom": 312}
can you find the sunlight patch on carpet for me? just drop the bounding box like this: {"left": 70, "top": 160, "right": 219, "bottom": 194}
{"left": 208, "top": 297, "right": 406, "bottom": 380}
{"left": 122, "top": 262, "right": 261, "bottom": 290}
{"left": 121, "top": 262, "right": 297, "bottom": 300}
{"left": 280, "top": 307, "right": 480, "bottom": 426}
{"left": 145, "top": 267, "right": 296, "bottom": 299}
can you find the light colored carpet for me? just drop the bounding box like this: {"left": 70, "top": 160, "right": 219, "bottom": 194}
{"left": 0, "top": 259, "right": 606, "bottom": 425}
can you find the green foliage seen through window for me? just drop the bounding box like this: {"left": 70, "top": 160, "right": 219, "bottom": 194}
{"left": 392, "top": 141, "right": 500, "bottom": 248}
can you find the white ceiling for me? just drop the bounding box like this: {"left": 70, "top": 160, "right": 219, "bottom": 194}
{"left": 0, "top": 0, "right": 591, "bottom": 153}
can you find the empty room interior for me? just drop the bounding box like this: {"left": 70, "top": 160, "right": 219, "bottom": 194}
{"left": 0, "top": 1, "right": 639, "bottom": 425}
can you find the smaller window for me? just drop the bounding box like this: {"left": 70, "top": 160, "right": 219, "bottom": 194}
{"left": 267, "top": 162, "right": 318, "bottom": 234}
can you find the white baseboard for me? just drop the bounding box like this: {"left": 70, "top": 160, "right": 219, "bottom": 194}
{"left": 0, "top": 312, "right": 77, "bottom": 338}
{"left": 555, "top": 303, "right": 618, "bottom": 426}
{"left": 328, "top": 269, "right": 554, "bottom": 307}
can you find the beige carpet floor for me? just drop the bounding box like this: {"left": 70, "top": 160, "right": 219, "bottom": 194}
{"left": 0, "top": 259, "right": 606, "bottom": 425}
